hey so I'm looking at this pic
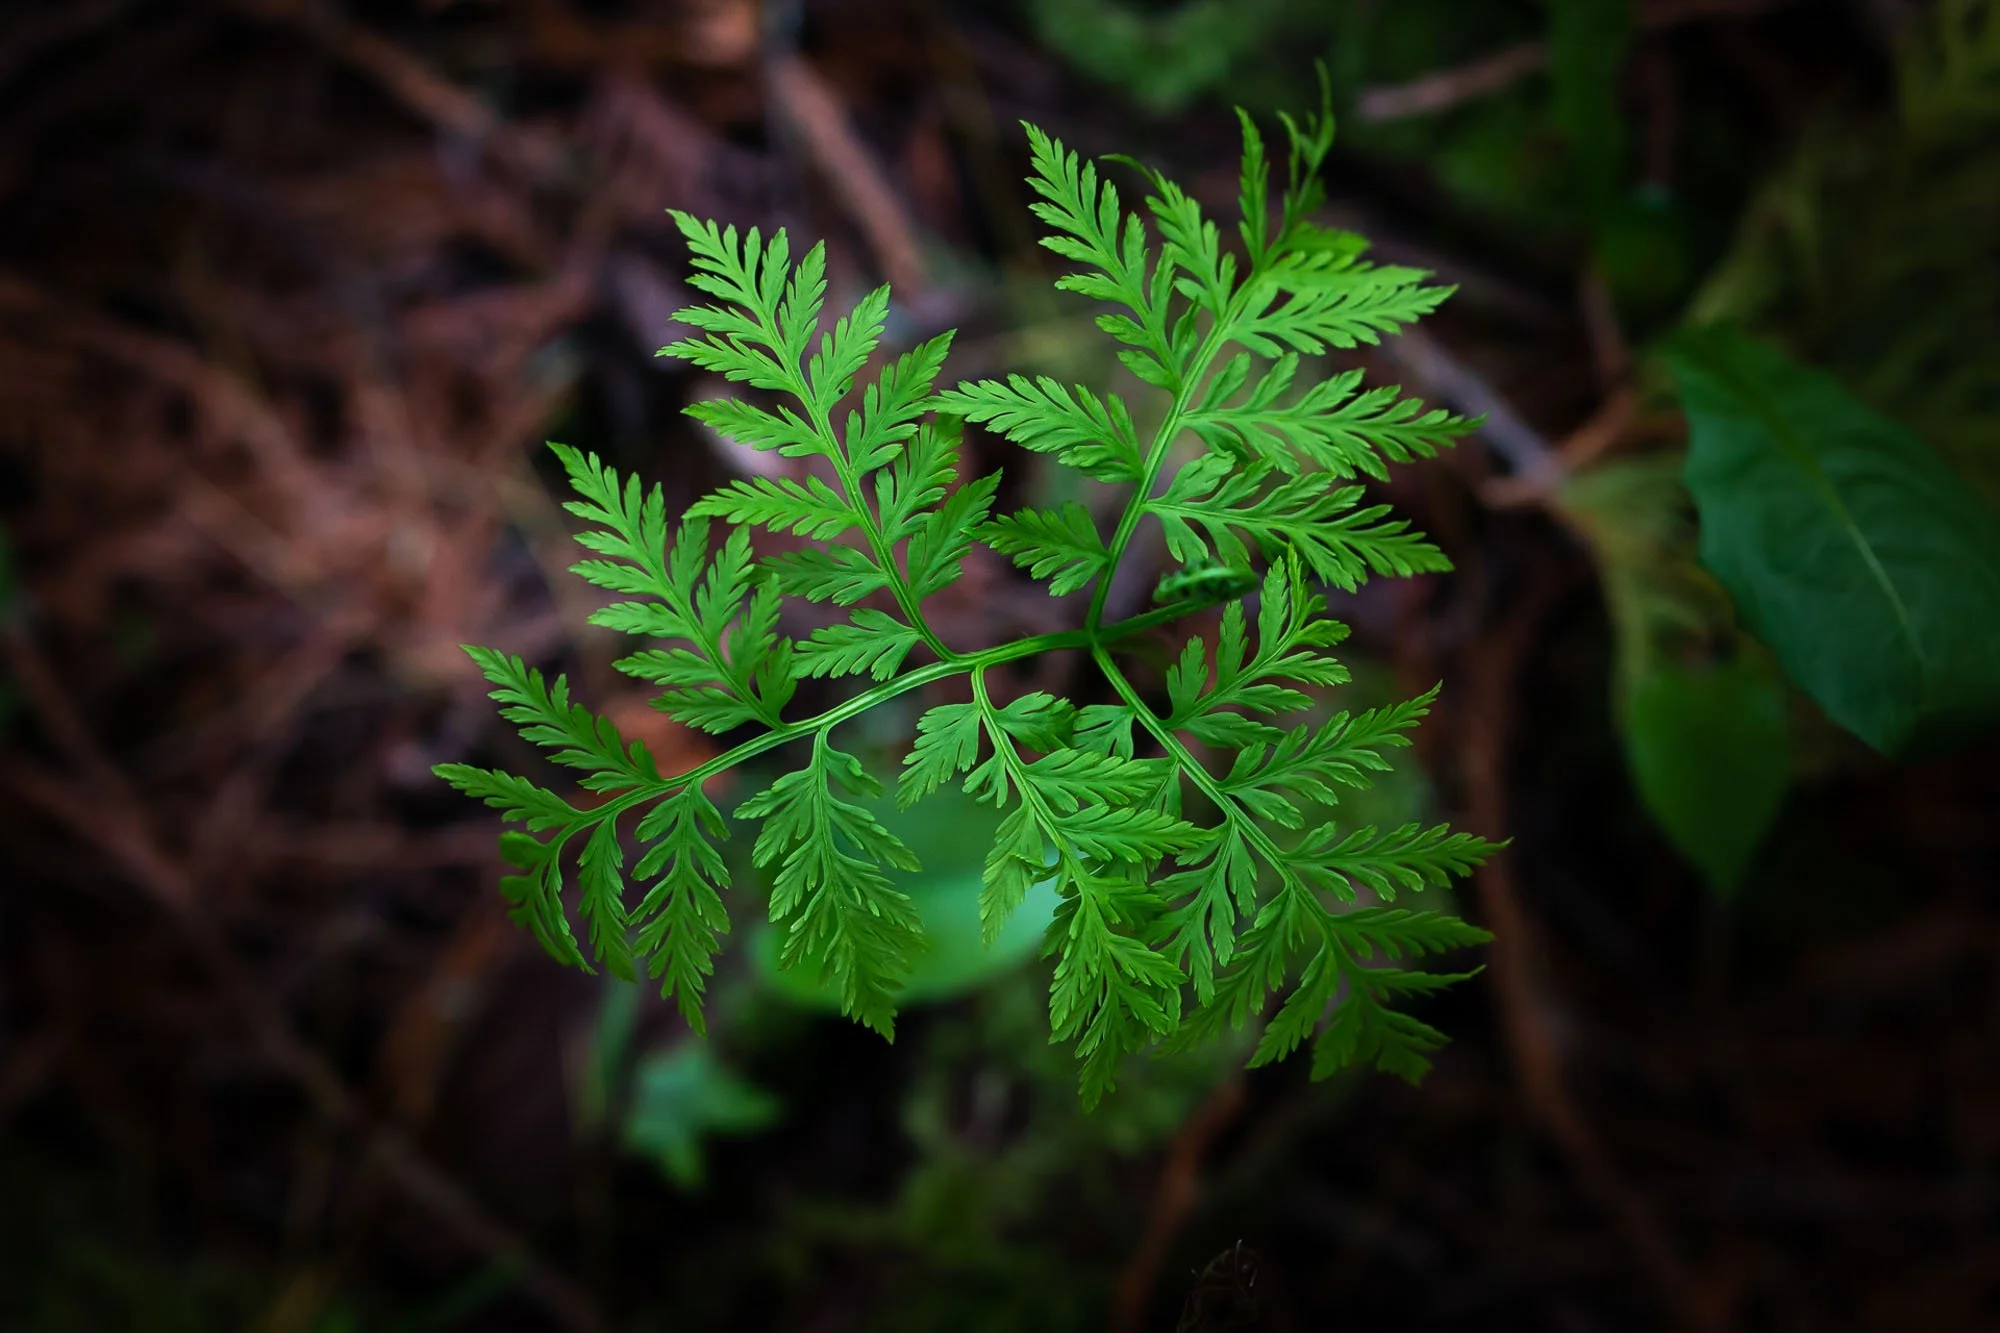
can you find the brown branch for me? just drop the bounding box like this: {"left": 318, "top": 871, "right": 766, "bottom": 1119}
{"left": 1358, "top": 0, "right": 1807, "bottom": 123}
{"left": 0, "top": 271, "right": 321, "bottom": 512}
{"left": 1480, "top": 387, "right": 1644, "bottom": 509}
{"left": 235, "top": 0, "right": 565, "bottom": 183}
{"left": 766, "top": 53, "right": 932, "bottom": 299}
{"left": 1459, "top": 587, "right": 1723, "bottom": 1332}
{"left": 0, "top": 0, "right": 131, "bottom": 91}
{"left": 1358, "top": 43, "right": 1548, "bottom": 123}
{"left": 1385, "top": 327, "right": 1561, "bottom": 486}
{"left": 1111, "top": 1075, "right": 1248, "bottom": 1333}
{"left": 0, "top": 625, "right": 603, "bottom": 1333}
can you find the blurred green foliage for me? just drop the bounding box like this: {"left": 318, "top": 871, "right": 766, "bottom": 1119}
{"left": 772, "top": 972, "right": 1251, "bottom": 1333}
{"left": 1557, "top": 457, "right": 1792, "bottom": 896}
{"left": 1031, "top": 0, "right": 1717, "bottom": 325}
{"left": 1669, "top": 325, "right": 2000, "bottom": 758}
{"left": 1026, "top": 0, "right": 1292, "bottom": 114}
{"left": 750, "top": 784, "right": 1063, "bottom": 1010}
{"left": 580, "top": 977, "right": 780, "bottom": 1191}
{"left": 621, "top": 1044, "right": 783, "bottom": 1189}
{"left": 1623, "top": 655, "right": 1790, "bottom": 896}
{"left": 1546, "top": 0, "right": 1634, "bottom": 216}
{"left": 1692, "top": 0, "right": 2000, "bottom": 505}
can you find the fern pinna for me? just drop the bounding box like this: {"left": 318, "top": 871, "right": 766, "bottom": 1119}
{"left": 438, "top": 92, "right": 1498, "bottom": 1106}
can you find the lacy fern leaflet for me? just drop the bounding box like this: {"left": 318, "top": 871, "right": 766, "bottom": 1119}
{"left": 439, "top": 89, "right": 1497, "bottom": 1105}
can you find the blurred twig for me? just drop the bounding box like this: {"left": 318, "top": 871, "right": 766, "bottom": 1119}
{"left": 0, "top": 624, "right": 604, "bottom": 1333}
{"left": 1358, "top": 0, "right": 1807, "bottom": 122}
{"left": 766, "top": 52, "right": 932, "bottom": 298}
{"left": 1459, "top": 577, "right": 1724, "bottom": 1333}
{"left": 1358, "top": 43, "right": 1547, "bottom": 124}
{"left": 1385, "top": 327, "right": 1562, "bottom": 487}
{"left": 1111, "top": 1076, "right": 1248, "bottom": 1333}
{"left": 235, "top": 0, "right": 566, "bottom": 183}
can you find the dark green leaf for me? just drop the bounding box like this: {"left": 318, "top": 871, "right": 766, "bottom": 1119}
{"left": 1548, "top": 0, "right": 1634, "bottom": 212}
{"left": 1625, "top": 654, "right": 1790, "bottom": 898}
{"left": 1670, "top": 326, "right": 2000, "bottom": 756}
{"left": 620, "top": 1044, "right": 780, "bottom": 1189}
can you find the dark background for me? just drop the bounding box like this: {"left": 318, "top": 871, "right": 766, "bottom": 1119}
{"left": 1, "top": 1, "right": 1996, "bottom": 1330}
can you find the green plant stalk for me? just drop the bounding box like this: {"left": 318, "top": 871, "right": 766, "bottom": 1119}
{"left": 808, "top": 394, "right": 961, "bottom": 664}
{"left": 1092, "top": 645, "right": 1289, "bottom": 870}
{"left": 971, "top": 666, "right": 1085, "bottom": 881}
{"left": 446, "top": 98, "right": 1496, "bottom": 1101}
{"left": 590, "top": 601, "right": 1201, "bottom": 826}
{"left": 1084, "top": 286, "right": 1261, "bottom": 635}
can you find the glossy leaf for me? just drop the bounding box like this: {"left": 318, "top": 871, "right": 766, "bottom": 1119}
{"left": 1670, "top": 326, "right": 2000, "bottom": 756}
{"left": 1624, "top": 655, "right": 1790, "bottom": 897}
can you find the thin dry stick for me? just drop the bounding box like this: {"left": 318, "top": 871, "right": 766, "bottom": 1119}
{"left": 1358, "top": 0, "right": 1806, "bottom": 122}
{"left": 1, "top": 627, "right": 604, "bottom": 1333}
{"left": 1460, "top": 591, "right": 1722, "bottom": 1333}
{"left": 0, "top": 0, "right": 130, "bottom": 90}
{"left": 766, "top": 52, "right": 932, "bottom": 298}
{"left": 236, "top": 0, "right": 565, "bottom": 183}
{"left": 1358, "top": 43, "right": 1548, "bottom": 123}
{"left": 1480, "top": 388, "right": 1643, "bottom": 509}
{"left": 1111, "top": 1075, "right": 1248, "bottom": 1333}
{"left": 1386, "top": 327, "right": 1561, "bottom": 486}
{"left": 0, "top": 273, "right": 320, "bottom": 513}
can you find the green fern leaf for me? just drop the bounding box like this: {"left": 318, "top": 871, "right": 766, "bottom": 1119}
{"left": 442, "top": 91, "right": 1495, "bottom": 1104}
{"left": 764, "top": 545, "right": 891, "bottom": 606}
{"left": 935, "top": 376, "right": 1145, "bottom": 482}
{"left": 631, "top": 787, "right": 733, "bottom": 1032}
{"left": 463, "top": 646, "right": 657, "bottom": 790}
{"left": 1184, "top": 362, "right": 1471, "bottom": 479}
{"left": 577, "top": 820, "right": 635, "bottom": 982}
{"left": 736, "top": 737, "right": 924, "bottom": 1036}
{"left": 688, "top": 476, "right": 859, "bottom": 539}
{"left": 907, "top": 473, "right": 1003, "bottom": 599}
{"left": 796, "top": 609, "right": 920, "bottom": 682}
{"left": 980, "top": 502, "right": 1109, "bottom": 596}
{"left": 434, "top": 764, "right": 579, "bottom": 834}
{"left": 1155, "top": 455, "right": 1452, "bottom": 590}
{"left": 899, "top": 702, "right": 986, "bottom": 808}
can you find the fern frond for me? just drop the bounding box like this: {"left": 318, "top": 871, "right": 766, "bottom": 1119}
{"left": 907, "top": 472, "right": 1003, "bottom": 599}
{"left": 631, "top": 787, "right": 733, "bottom": 1033}
{"left": 688, "top": 476, "right": 859, "bottom": 540}
{"left": 796, "top": 609, "right": 921, "bottom": 682}
{"left": 736, "top": 737, "right": 924, "bottom": 1036}
{"left": 936, "top": 375, "right": 1146, "bottom": 483}
{"left": 763, "top": 545, "right": 892, "bottom": 606}
{"left": 1220, "top": 688, "right": 1440, "bottom": 827}
{"left": 463, "top": 646, "right": 659, "bottom": 790}
{"left": 1183, "top": 362, "right": 1472, "bottom": 479}
{"left": 980, "top": 502, "right": 1109, "bottom": 596}
{"left": 442, "top": 90, "right": 1494, "bottom": 1105}
{"left": 1155, "top": 456, "right": 1452, "bottom": 591}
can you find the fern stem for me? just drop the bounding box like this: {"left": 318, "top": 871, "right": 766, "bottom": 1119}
{"left": 970, "top": 666, "right": 1077, "bottom": 877}
{"left": 1083, "top": 285, "right": 1262, "bottom": 635}
{"left": 806, "top": 395, "right": 961, "bottom": 664}
{"left": 597, "top": 601, "right": 1203, "bottom": 825}
{"left": 1090, "top": 646, "right": 1295, "bottom": 876}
